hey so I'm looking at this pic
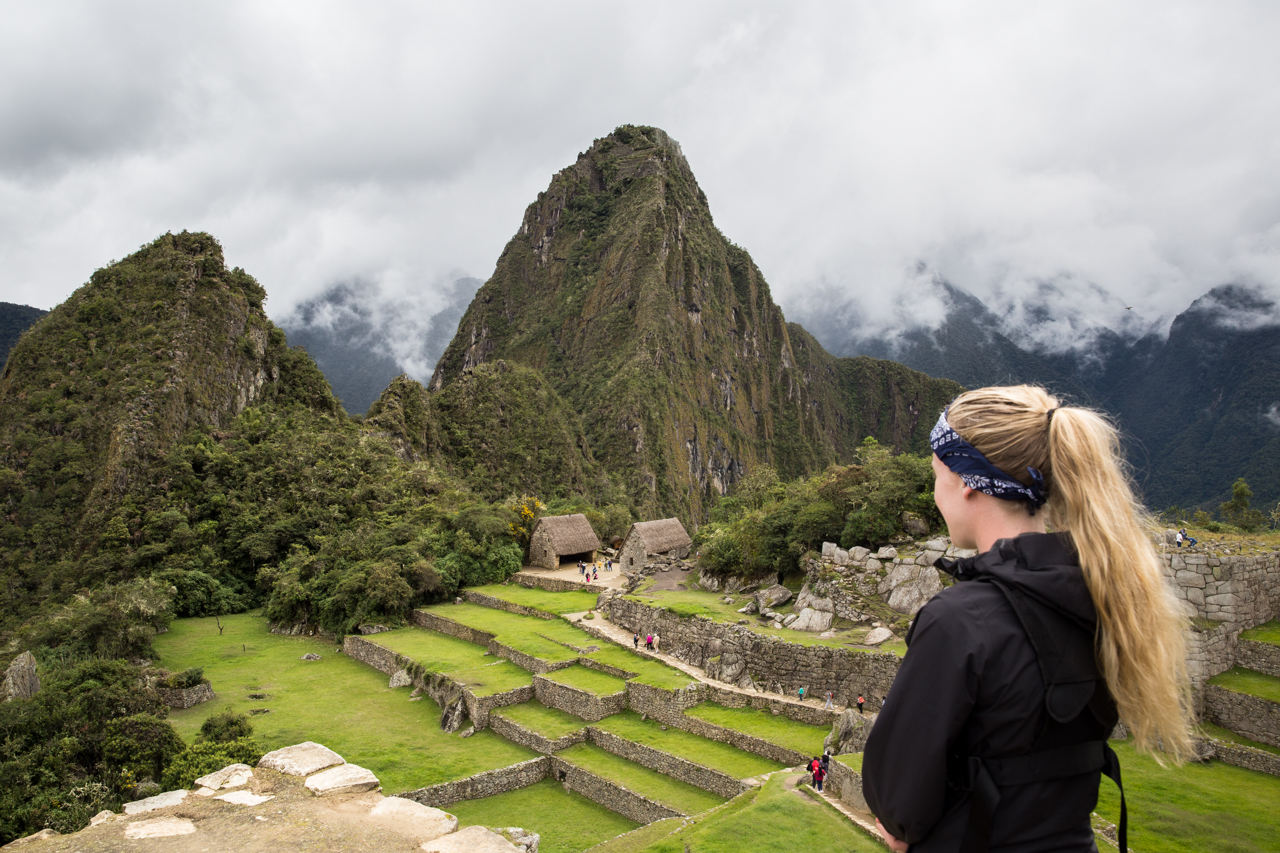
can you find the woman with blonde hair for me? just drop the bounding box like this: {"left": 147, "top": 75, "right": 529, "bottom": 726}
{"left": 863, "top": 385, "right": 1193, "bottom": 853}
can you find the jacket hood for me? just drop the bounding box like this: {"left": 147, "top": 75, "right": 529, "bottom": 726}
{"left": 936, "top": 532, "right": 1097, "bottom": 631}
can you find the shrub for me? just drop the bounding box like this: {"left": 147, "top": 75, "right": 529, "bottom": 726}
{"left": 163, "top": 667, "right": 205, "bottom": 689}
{"left": 102, "top": 714, "right": 185, "bottom": 782}
{"left": 198, "top": 708, "right": 253, "bottom": 744}
{"left": 160, "top": 738, "right": 264, "bottom": 790}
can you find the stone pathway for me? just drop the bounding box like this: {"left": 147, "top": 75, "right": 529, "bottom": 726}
{"left": 518, "top": 562, "right": 628, "bottom": 590}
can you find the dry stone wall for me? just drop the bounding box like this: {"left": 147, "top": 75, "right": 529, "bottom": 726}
{"left": 605, "top": 597, "right": 900, "bottom": 709}
{"left": 533, "top": 675, "right": 628, "bottom": 722}
{"left": 1237, "top": 639, "right": 1280, "bottom": 678}
{"left": 489, "top": 711, "right": 587, "bottom": 754}
{"left": 1200, "top": 736, "right": 1280, "bottom": 777}
{"left": 512, "top": 572, "right": 596, "bottom": 593}
{"left": 400, "top": 757, "right": 552, "bottom": 806}
{"left": 411, "top": 610, "right": 496, "bottom": 646}
{"left": 463, "top": 591, "right": 556, "bottom": 620}
{"left": 586, "top": 728, "right": 747, "bottom": 799}
{"left": 551, "top": 757, "right": 684, "bottom": 823}
{"left": 1204, "top": 685, "right": 1280, "bottom": 748}
{"left": 156, "top": 682, "right": 215, "bottom": 710}
{"left": 824, "top": 760, "right": 868, "bottom": 812}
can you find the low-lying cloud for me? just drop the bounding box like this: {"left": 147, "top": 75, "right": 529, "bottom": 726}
{"left": 3, "top": 2, "right": 1280, "bottom": 355}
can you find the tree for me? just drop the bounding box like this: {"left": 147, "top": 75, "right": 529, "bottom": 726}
{"left": 1220, "top": 478, "right": 1267, "bottom": 532}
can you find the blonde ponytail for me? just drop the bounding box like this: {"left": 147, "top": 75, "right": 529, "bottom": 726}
{"left": 949, "top": 386, "right": 1195, "bottom": 763}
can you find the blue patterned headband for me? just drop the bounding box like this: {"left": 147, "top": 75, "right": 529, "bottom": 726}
{"left": 930, "top": 408, "right": 1047, "bottom": 510}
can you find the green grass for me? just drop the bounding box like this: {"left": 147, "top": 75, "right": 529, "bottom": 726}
{"left": 591, "top": 773, "right": 882, "bottom": 853}
{"left": 1198, "top": 722, "right": 1280, "bottom": 756}
{"left": 834, "top": 752, "right": 863, "bottom": 772}
{"left": 543, "top": 665, "right": 629, "bottom": 696}
{"left": 594, "top": 711, "right": 783, "bottom": 778}
{"left": 153, "top": 613, "right": 537, "bottom": 794}
{"left": 1208, "top": 667, "right": 1280, "bottom": 704}
{"left": 419, "top": 602, "right": 693, "bottom": 689}
{"left": 447, "top": 778, "right": 638, "bottom": 853}
{"left": 1241, "top": 620, "right": 1280, "bottom": 646}
{"left": 557, "top": 743, "right": 726, "bottom": 815}
{"left": 367, "top": 628, "right": 533, "bottom": 696}
{"left": 683, "top": 704, "right": 829, "bottom": 757}
{"left": 1095, "top": 738, "right": 1280, "bottom": 853}
{"left": 469, "top": 584, "right": 601, "bottom": 615}
{"left": 493, "top": 700, "right": 588, "bottom": 740}
{"left": 624, "top": 588, "right": 907, "bottom": 657}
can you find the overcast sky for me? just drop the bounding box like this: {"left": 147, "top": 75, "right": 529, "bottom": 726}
{"left": 3, "top": 1, "right": 1279, "bottom": 354}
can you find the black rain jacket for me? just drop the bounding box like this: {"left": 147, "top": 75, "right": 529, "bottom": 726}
{"left": 862, "top": 532, "right": 1116, "bottom": 853}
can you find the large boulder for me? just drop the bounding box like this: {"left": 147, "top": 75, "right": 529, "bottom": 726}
{"left": 305, "top": 763, "right": 380, "bottom": 796}
{"left": 878, "top": 563, "right": 944, "bottom": 615}
{"left": 258, "top": 742, "right": 345, "bottom": 776}
{"left": 824, "top": 708, "right": 874, "bottom": 755}
{"left": 2, "top": 651, "right": 40, "bottom": 701}
{"left": 789, "top": 608, "right": 834, "bottom": 632}
{"left": 755, "top": 584, "right": 793, "bottom": 609}
{"left": 863, "top": 627, "right": 894, "bottom": 646}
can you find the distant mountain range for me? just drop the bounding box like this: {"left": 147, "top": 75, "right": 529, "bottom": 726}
{"left": 806, "top": 281, "right": 1280, "bottom": 513}
{"left": 0, "top": 302, "right": 48, "bottom": 365}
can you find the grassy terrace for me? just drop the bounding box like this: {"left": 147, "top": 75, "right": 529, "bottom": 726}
{"left": 493, "top": 700, "right": 587, "bottom": 740}
{"left": 367, "top": 628, "right": 533, "bottom": 695}
{"left": 418, "top": 602, "right": 692, "bottom": 690}
{"left": 543, "top": 665, "right": 630, "bottom": 696}
{"left": 1208, "top": 667, "right": 1280, "bottom": 704}
{"left": 684, "top": 704, "right": 829, "bottom": 757}
{"left": 557, "top": 743, "right": 727, "bottom": 816}
{"left": 1241, "top": 619, "right": 1280, "bottom": 646}
{"left": 594, "top": 711, "right": 783, "bottom": 778}
{"left": 153, "top": 614, "right": 536, "bottom": 794}
{"left": 1199, "top": 722, "right": 1280, "bottom": 756}
{"left": 448, "top": 778, "right": 638, "bottom": 853}
{"left": 834, "top": 752, "right": 863, "bottom": 772}
{"left": 1095, "top": 737, "right": 1280, "bottom": 853}
{"left": 625, "top": 588, "right": 908, "bottom": 657}
{"left": 469, "top": 583, "right": 601, "bottom": 615}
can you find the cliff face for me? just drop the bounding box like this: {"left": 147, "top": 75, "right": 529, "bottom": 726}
{"left": 431, "top": 126, "right": 962, "bottom": 522}
{"left": 0, "top": 232, "right": 338, "bottom": 612}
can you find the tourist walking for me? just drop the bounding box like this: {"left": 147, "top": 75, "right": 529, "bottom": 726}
{"left": 812, "top": 762, "right": 826, "bottom": 793}
{"left": 857, "top": 694, "right": 865, "bottom": 714}
{"left": 798, "top": 686, "right": 805, "bottom": 701}
{"left": 645, "top": 634, "right": 653, "bottom": 650}
{"left": 824, "top": 690, "right": 834, "bottom": 710}
{"left": 633, "top": 632, "right": 640, "bottom": 649}
{"left": 863, "top": 386, "right": 1194, "bottom": 853}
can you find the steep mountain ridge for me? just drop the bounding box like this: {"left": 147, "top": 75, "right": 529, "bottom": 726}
{"left": 430, "top": 125, "right": 963, "bottom": 521}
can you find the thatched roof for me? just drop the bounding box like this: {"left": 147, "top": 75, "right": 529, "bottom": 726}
{"left": 626, "top": 518, "right": 692, "bottom": 554}
{"left": 532, "top": 513, "right": 601, "bottom": 555}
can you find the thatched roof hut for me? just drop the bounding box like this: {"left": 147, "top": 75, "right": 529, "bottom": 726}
{"left": 528, "top": 513, "right": 602, "bottom": 569}
{"left": 620, "top": 518, "right": 693, "bottom": 571}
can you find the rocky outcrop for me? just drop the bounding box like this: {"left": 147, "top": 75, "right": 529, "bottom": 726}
{"left": 2, "top": 651, "right": 40, "bottom": 701}
{"left": 824, "top": 708, "right": 874, "bottom": 755}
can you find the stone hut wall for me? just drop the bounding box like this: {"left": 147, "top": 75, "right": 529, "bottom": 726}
{"left": 511, "top": 572, "right": 596, "bottom": 593}
{"left": 399, "top": 757, "right": 552, "bottom": 806}
{"left": 605, "top": 597, "right": 901, "bottom": 709}
{"left": 620, "top": 533, "right": 648, "bottom": 573}
{"left": 488, "top": 712, "right": 587, "bottom": 754}
{"left": 1203, "top": 685, "right": 1280, "bottom": 748}
{"left": 462, "top": 590, "right": 557, "bottom": 621}
{"left": 528, "top": 525, "right": 559, "bottom": 570}
{"left": 533, "top": 675, "right": 629, "bottom": 722}
{"left": 550, "top": 757, "right": 684, "bottom": 823}
{"left": 586, "top": 728, "right": 746, "bottom": 799}
{"left": 1237, "top": 639, "right": 1280, "bottom": 678}
{"left": 156, "top": 682, "right": 215, "bottom": 710}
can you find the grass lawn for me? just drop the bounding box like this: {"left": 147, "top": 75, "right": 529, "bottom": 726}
{"left": 625, "top": 589, "right": 907, "bottom": 657}
{"left": 493, "top": 700, "right": 587, "bottom": 740}
{"left": 1241, "top": 620, "right": 1280, "bottom": 646}
{"left": 419, "top": 602, "right": 693, "bottom": 690}
{"left": 593, "top": 711, "right": 783, "bottom": 779}
{"left": 557, "top": 743, "right": 726, "bottom": 815}
{"left": 1198, "top": 722, "right": 1280, "bottom": 756}
{"left": 367, "top": 628, "right": 533, "bottom": 696}
{"left": 1094, "top": 738, "right": 1280, "bottom": 853}
{"left": 1208, "top": 667, "right": 1280, "bottom": 704}
{"left": 153, "top": 613, "right": 536, "bottom": 794}
{"left": 543, "top": 665, "right": 629, "bottom": 696}
{"left": 469, "top": 584, "right": 601, "bottom": 615}
{"left": 835, "top": 752, "right": 864, "bottom": 772}
{"left": 447, "top": 778, "right": 638, "bottom": 853}
{"left": 683, "top": 703, "right": 829, "bottom": 757}
{"left": 591, "top": 773, "right": 882, "bottom": 853}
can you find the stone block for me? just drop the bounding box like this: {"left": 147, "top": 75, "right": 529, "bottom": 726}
{"left": 875, "top": 546, "right": 898, "bottom": 560}
{"left": 833, "top": 548, "right": 850, "bottom": 566}
{"left": 925, "top": 538, "right": 950, "bottom": 552}
{"left": 1186, "top": 587, "right": 1205, "bottom": 606}
{"left": 821, "top": 542, "right": 837, "bottom": 559}
{"left": 789, "top": 608, "right": 833, "bottom": 632}
{"left": 194, "top": 763, "right": 253, "bottom": 790}
{"left": 259, "top": 741, "right": 345, "bottom": 776}
{"left": 1175, "top": 570, "right": 1206, "bottom": 588}
{"left": 306, "top": 762, "right": 380, "bottom": 796}
{"left": 123, "top": 789, "right": 188, "bottom": 814}
{"left": 851, "top": 546, "right": 871, "bottom": 562}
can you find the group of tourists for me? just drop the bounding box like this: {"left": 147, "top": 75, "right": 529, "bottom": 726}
{"left": 632, "top": 631, "right": 660, "bottom": 651}
{"left": 1176, "top": 528, "right": 1198, "bottom": 548}
{"left": 577, "top": 558, "right": 613, "bottom": 582}
{"left": 808, "top": 753, "right": 831, "bottom": 792}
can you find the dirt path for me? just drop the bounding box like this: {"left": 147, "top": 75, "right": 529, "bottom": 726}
{"left": 519, "top": 561, "right": 628, "bottom": 590}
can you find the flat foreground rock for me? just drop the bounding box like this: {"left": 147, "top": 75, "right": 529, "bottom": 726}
{"left": 369, "top": 796, "right": 459, "bottom": 841}
{"left": 124, "top": 817, "right": 197, "bottom": 839}
{"left": 195, "top": 763, "right": 253, "bottom": 790}
{"left": 259, "top": 741, "right": 345, "bottom": 776}
{"left": 306, "top": 762, "right": 380, "bottom": 796}
{"left": 216, "top": 790, "right": 275, "bottom": 806}
{"left": 123, "top": 789, "right": 188, "bottom": 815}
{"left": 420, "top": 825, "right": 521, "bottom": 852}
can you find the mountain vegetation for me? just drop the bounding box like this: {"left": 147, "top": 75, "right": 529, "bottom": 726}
{"left": 431, "top": 125, "right": 964, "bottom": 522}
{"left": 0, "top": 302, "right": 48, "bottom": 366}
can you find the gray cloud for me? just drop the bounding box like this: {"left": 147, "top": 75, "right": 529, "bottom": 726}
{"left": 3, "top": 1, "right": 1280, "bottom": 355}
